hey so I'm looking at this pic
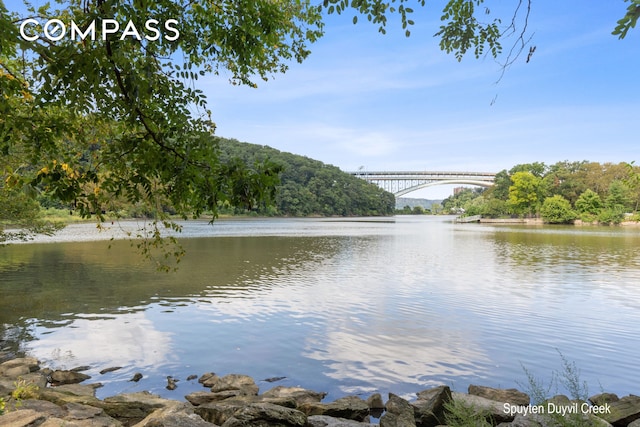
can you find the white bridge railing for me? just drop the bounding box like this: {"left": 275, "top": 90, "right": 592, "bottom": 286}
{"left": 349, "top": 171, "right": 496, "bottom": 197}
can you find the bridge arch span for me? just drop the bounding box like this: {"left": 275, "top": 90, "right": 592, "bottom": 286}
{"left": 395, "top": 180, "right": 494, "bottom": 197}
{"left": 349, "top": 170, "right": 496, "bottom": 198}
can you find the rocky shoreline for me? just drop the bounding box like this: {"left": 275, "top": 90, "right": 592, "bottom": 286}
{"left": 1, "top": 355, "right": 640, "bottom": 427}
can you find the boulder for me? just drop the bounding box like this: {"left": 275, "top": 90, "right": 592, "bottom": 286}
{"left": 64, "top": 401, "right": 105, "bottom": 420}
{"left": 55, "top": 383, "right": 102, "bottom": 397}
{"left": 450, "top": 391, "right": 515, "bottom": 424}
{"left": 380, "top": 393, "right": 416, "bottom": 427}
{"left": 195, "top": 400, "right": 248, "bottom": 425}
{"left": 205, "top": 373, "right": 259, "bottom": 396}
{"left": 308, "top": 415, "right": 376, "bottom": 426}
{"left": 186, "top": 390, "right": 244, "bottom": 406}
{"left": 133, "top": 402, "right": 213, "bottom": 427}
{"left": 468, "top": 385, "right": 530, "bottom": 406}
{"left": 0, "top": 409, "right": 47, "bottom": 427}
{"left": 597, "top": 395, "right": 640, "bottom": 426}
{"left": 367, "top": 393, "right": 384, "bottom": 410}
{"left": 300, "top": 396, "right": 370, "bottom": 422}
{"left": 412, "top": 385, "right": 451, "bottom": 427}
{"left": 367, "top": 393, "right": 385, "bottom": 418}
{"left": 50, "top": 369, "right": 92, "bottom": 385}
{"left": 590, "top": 393, "right": 620, "bottom": 406}
{"left": 10, "top": 399, "right": 66, "bottom": 418}
{"left": 37, "top": 387, "right": 103, "bottom": 407}
{"left": 99, "top": 391, "right": 176, "bottom": 423}
{"left": 220, "top": 402, "right": 307, "bottom": 427}
{"left": 199, "top": 372, "right": 217, "bottom": 384}
{"left": 0, "top": 357, "right": 40, "bottom": 379}
{"left": 261, "top": 386, "right": 327, "bottom": 406}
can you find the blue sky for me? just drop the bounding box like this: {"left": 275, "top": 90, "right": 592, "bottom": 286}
{"left": 202, "top": 1, "right": 640, "bottom": 198}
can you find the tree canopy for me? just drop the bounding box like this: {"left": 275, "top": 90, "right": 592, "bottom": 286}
{"left": 1, "top": 0, "right": 637, "bottom": 252}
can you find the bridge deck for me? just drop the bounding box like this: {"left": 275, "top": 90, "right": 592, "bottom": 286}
{"left": 349, "top": 170, "right": 496, "bottom": 197}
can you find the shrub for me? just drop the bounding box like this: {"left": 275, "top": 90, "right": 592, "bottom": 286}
{"left": 597, "top": 207, "right": 625, "bottom": 225}
{"left": 541, "top": 195, "right": 576, "bottom": 224}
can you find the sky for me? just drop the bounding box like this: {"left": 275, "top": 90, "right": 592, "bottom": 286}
{"left": 199, "top": 1, "right": 640, "bottom": 198}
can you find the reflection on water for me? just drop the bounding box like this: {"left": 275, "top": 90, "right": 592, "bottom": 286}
{"left": 1, "top": 217, "right": 639, "bottom": 401}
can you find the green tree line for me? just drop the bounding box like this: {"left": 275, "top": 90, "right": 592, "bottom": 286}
{"left": 217, "top": 138, "right": 396, "bottom": 217}
{"left": 443, "top": 161, "right": 640, "bottom": 225}
{"left": 1, "top": 136, "right": 395, "bottom": 238}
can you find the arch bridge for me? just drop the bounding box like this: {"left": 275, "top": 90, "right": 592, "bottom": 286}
{"left": 349, "top": 170, "right": 496, "bottom": 197}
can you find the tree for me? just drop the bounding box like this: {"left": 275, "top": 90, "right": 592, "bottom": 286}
{"left": 575, "top": 189, "right": 602, "bottom": 215}
{"left": 606, "top": 180, "right": 631, "bottom": 211}
{"left": 543, "top": 161, "right": 588, "bottom": 206}
{"left": 508, "top": 171, "right": 544, "bottom": 216}
{"left": 2, "top": 0, "right": 323, "bottom": 259}
{"left": 540, "top": 195, "right": 576, "bottom": 224}
{"left": 1, "top": 0, "right": 637, "bottom": 255}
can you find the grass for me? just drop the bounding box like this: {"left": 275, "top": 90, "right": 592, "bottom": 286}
{"left": 445, "top": 351, "right": 601, "bottom": 427}
{"left": 444, "top": 398, "right": 494, "bottom": 427}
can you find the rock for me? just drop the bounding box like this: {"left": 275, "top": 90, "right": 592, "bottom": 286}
{"left": 261, "top": 385, "right": 327, "bottom": 406}
{"left": 50, "top": 369, "right": 92, "bottom": 385}
{"left": 367, "top": 393, "right": 385, "bottom": 418}
{"left": 308, "top": 415, "right": 376, "bottom": 426}
{"left": 100, "top": 391, "right": 176, "bottom": 423}
{"left": 597, "top": 394, "right": 640, "bottom": 426}
{"left": 206, "top": 373, "right": 259, "bottom": 395}
{"left": 367, "top": 393, "right": 384, "bottom": 410}
{"left": 221, "top": 402, "right": 307, "bottom": 427}
{"left": 300, "top": 396, "right": 370, "bottom": 422}
{"left": 0, "top": 357, "right": 39, "bottom": 379}
{"left": 133, "top": 402, "right": 212, "bottom": 427}
{"left": 199, "top": 372, "right": 217, "bottom": 384}
{"left": 65, "top": 401, "right": 106, "bottom": 419}
{"left": 0, "top": 409, "right": 47, "bottom": 427}
{"left": 412, "top": 385, "right": 451, "bottom": 427}
{"left": 450, "top": 391, "right": 515, "bottom": 424}
{"left": 37, "top": 386, "right": 103, "bottom": 407}
{"left": 55, "top": 383, "right": 101, "bottom": 397}
{"left": 380, "top": 393, "right": 415, "bottom": 427}
{"left": 194, "top": 400, "right": 248, "bottom": 425}
{"left": 130, "top": 373, "right": 143, "bottom": 382}
{"left": 166, "top": 376, "right": 178, "bottom": 390}
{"left": 185, "top": 390, "right": 245, "bottom": 406}
{"left": 527, "top": 395, "right": 614, "bottom": 427}
{"left": 13, "top": 399, "right": 67, "bottom": 418}
{"left": 468, "top": 385, "right": 530, "bottom": 406}
{"left": 590, "top": 393, "right": 620, "bottom": 406}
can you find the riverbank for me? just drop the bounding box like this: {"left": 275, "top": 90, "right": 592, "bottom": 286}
{"left": 476, "top": 217, "right": 640, "bottom": 226}
{"left": 1, "top": 355, "right": 640, "bottom": 426}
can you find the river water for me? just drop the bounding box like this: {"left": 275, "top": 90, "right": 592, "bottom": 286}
{"left": 1, "top": 216, "right": 639, "bottom": 402}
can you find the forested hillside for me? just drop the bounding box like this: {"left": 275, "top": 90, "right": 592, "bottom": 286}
{"left": 218, "top": 138, "right": 395, "bottom": 217}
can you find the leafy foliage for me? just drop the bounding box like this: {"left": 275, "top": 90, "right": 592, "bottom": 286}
{"left": 1, "top": 0, "right": 638, "bottom": 255}
{"left": 540, "top": 195, "right": 576, "bottom": 224}
{"left": 1, "top": 0, "right": 324, "bottom": 249}
{"left": 574, "top": 189, "right": 602, "bottom": 219}
{"left": 436, "top": 0, "right": 503, "bottom": 61}
{"left": 508, "top": 171, "right": 543, "bottom": 216}
{"left": 450, "top": 161, "right": 640, "bottom": 224}
{"left": 613, "top": 0, "right": 640, "bottom": 39}
{"left": 218, "top": 138, "right": 396, "bottom": 217}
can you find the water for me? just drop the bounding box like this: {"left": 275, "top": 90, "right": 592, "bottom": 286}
{"left": 1, "top": 216, "right": 639, "bottom": 403}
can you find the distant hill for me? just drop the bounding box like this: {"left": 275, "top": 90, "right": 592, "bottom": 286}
{"left": 218, "top": 138, "right": 396, "bottom": 217}
{"left": 396, "top": 197, "right": 442, "bottom": 210}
